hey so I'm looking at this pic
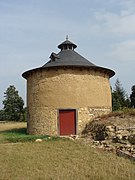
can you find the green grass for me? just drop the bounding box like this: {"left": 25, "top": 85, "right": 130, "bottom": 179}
{"left": 0, "top": 140, "right": 135, "bottom": 180}
{"left": 0, "top": 122, "right": 135, "bottom": 180}
{"left": 1, "top": 127, "right": 57, "bottom": 143}
{"left": 0, "top": 123, "right": 60, "bottom": 143}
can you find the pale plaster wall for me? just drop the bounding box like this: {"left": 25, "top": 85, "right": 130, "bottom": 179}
{"left": 26, "top": 67, "right": 112, "bottom": 135}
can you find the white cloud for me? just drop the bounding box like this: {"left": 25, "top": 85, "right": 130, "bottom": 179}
{"left": 93, "top": 10, "right": 135, "bottom": 36}
{"left": 106, "top": 40, "right": 135, "bottom": 61}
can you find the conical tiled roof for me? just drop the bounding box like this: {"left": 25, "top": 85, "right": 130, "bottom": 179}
{"left": 43, "top": 49, "right": 96, "bottom": 68}
{"left": 22, "top": 38, "right": 115, "bottom": 78}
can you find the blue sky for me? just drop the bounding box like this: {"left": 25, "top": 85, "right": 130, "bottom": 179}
{"left": 0, "top": 0, "right": 135, "bottom": 108}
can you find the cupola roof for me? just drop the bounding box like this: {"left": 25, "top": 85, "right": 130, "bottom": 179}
{"left": 58, "top": 36, "right": 77, "bottom": 50}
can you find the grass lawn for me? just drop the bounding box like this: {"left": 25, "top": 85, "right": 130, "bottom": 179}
{"left": 0, "top": 122, "right": 135, "bottom": 180}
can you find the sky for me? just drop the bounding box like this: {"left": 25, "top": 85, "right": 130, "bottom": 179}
{"left": 0, "top": 0, "right": 135, "bottom": 108}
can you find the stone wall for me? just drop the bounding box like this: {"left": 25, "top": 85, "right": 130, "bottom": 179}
{"left": 27, "top": 107, "right": 57, "bottom": 135}
{"left": 78, "top": 107, "right": 111, "bottom": 134}
{"left": 26, "top": 67, "right": 112, "bottom": 135}
{"left": 81, "top": 116, "right": 135, "bottom": 159}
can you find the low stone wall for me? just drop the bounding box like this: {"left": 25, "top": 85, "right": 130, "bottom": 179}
{"left": 81, "top": 116, "right": 135, "bottom": 160}
{"left": 106, "top": 125, "right": 135, "bottom": 143}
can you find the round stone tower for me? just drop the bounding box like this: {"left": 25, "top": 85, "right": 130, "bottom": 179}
{"left": 22, "top": 37, "right": 115, "bottom": 136}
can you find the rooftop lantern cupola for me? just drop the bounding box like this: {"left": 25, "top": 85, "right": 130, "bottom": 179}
{"left": 58, "top": 35, "right": 77, "bottom": 51}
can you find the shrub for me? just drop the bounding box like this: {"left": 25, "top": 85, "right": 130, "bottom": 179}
{"left": 82, "top": 121, "right": 107, "bottom": 141}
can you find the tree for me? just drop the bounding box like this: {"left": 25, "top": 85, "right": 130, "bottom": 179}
{"left": 0, "top": 110, "right": 6, "bottom": 121}
{"left": 112, "top": 79, "right": 128, "bottom": 111}
{"left": 3, "top": 85, "right": 24, "bottom": 121}
{"left": 130, "top": 85, "right": 135, "bottom": 108}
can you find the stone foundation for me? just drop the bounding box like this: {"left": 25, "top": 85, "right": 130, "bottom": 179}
{"left": 78, "top": 107, "right": 111, "bottom": 134}
{"left": 27, "top": 106, "right": 111, "bottom": 135}
{"left": 27, "top": 107, "right": 57, "bottom": 135}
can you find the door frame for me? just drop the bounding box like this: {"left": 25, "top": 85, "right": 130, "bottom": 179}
{"left": 57, "top": 109, "right": 78, "bottom": 136}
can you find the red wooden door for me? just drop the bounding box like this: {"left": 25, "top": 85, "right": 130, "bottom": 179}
{"left": 59, "top": 110, "right": 76, "bottom": 136}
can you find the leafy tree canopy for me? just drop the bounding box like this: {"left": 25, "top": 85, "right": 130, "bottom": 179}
{"left": 3, "top": 85, "right": 24, "bottom": 121}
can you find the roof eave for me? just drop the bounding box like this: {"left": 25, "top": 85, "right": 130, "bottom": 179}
{"left": 22, "top": 65, "right": 115, "bottom": 79}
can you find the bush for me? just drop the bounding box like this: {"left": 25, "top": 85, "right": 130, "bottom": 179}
{"left": 82, "top": 121, "right": 107, "bottom": 141}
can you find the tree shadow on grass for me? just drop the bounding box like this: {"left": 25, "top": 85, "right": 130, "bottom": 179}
{"left": 0, "top": 128, "right": 51, "bottom": 143}
{"left": 0, "top": 127, "right": 62, "bottom": 143}
{"left": 0, "top": 128, "right": 27, "bottom": 135}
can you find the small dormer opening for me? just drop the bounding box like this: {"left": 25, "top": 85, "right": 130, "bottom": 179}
{"left": 49, "top": 52, "right": 59, "bottom": 62}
